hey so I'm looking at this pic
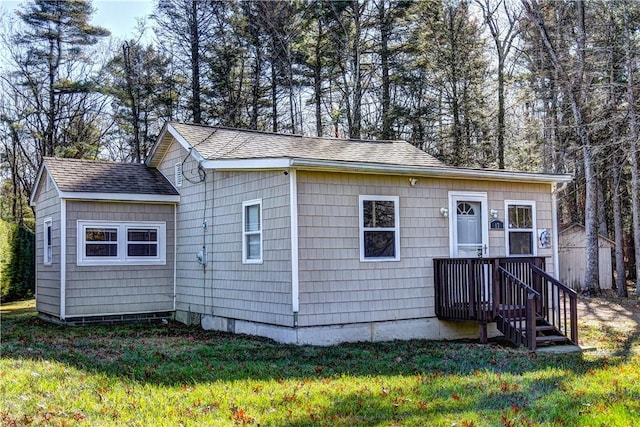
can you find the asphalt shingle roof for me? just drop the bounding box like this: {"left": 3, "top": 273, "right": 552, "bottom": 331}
{"left": 169, "top": 122, "right": 446, "bottom": 168}
{"left": 43, "top": 157, "right": 179, "bottom": 195}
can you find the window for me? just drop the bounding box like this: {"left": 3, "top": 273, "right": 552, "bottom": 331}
{"left": 505, "top": 201, "right": 536, "bottom": 256}
{"left": 44, "top": 218, "right": 52, "bottom": 265}
{"left": 359, "top": 195, "right": 400, "bottom": 261}
{"left": 77, "top": 221, "right": 166, "bottom": 266}
{"left": 242, "top": 199, "right": 262, "bottom": 263}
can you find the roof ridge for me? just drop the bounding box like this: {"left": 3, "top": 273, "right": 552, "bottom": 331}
{"left": 170, "top": 121, "right": 405, "bottom": 144}
{"left": 44, "top": 157, "right": 146, "bottom": 166}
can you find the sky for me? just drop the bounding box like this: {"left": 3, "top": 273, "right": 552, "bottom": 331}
{"left": 0, "top": 0, "right": 156, "bottom": 41}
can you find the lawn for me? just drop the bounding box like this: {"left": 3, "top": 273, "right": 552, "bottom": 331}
{"left": 1, "top": 299, "right": 639, "bottom": 426}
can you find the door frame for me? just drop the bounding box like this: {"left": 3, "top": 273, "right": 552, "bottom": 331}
{"left": 448, "top": 191, "right": 489, "bottom": 258}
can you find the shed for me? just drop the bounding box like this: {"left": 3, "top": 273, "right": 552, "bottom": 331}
{"left": 558, "top": 224, "right": 614, "bottom": 290}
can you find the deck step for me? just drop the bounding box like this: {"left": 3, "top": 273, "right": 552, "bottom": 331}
{"left": 536, "top": 335, "right": 569, "bottom": 343}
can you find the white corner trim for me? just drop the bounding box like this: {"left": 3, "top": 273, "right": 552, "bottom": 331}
{"left": 551, "top": 184, "right": 560, "bottom": 279}
{"left": 173, "top": 204, "right": 177, "bottom": 311}
{"left": 289, "top": 170, "right": 299, "bottom": 314}
{"left": 60, "top": 200, "right": 67, "bottom": 320}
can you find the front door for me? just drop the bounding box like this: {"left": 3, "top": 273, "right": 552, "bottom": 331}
{"left": 449, "top": 192, "right": 488, "bottom": 258}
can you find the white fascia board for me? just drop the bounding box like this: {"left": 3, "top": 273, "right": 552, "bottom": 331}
{"left": 289, "top": 159, "right": 573, "bottom": 184}
{"left": 201, "top": 158, "right": 293, "bottom": 170}
{"left": 147, "top": 122, "right": 206, "bottom": 167}
{"left": 59, "top": 192, "right": 180, "bottom": 203}
{"left": 30, "top": 164, "right": 62, "bottom": 206}
{"left": 167, "top": 123, "right": 206, "bottom": 163}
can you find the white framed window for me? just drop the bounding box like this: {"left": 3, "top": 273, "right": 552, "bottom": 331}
{"left": 242, "top": 199, "right": 262, "bottom": 264}
{"left": 505, "top": 200, "right": 536, "bottom": 256}
{"left": 43, "top": 218, "right": 53, "bottom": 265}
{"left": 359, "top": 195, "right": 400, "bottom": 262}
{"left": 77, "top": 221, "right": 166, "bottom": 266}
{"left": 175, "top": 163, "right": 183, "bottom": 187}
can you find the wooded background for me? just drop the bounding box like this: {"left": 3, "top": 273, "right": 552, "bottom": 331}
{"left": 0, "top": 0, "right": 638, "bottom": 297}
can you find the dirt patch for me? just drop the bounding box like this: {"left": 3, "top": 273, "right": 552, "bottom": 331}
{"left": 577, "top": 289, "right": 640, "bottom": 354}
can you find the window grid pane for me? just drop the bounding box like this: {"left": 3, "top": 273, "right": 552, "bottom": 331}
{"left": 509, "top": 231, "right": 533, "bottom": 255}
{"left": 508, "top": 205, "right": 533, "bottom": 229}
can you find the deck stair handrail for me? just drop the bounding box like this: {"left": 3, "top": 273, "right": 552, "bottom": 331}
{"left": 496, "top": 267, "right": 540, "bottom": 350}
{"left": 434, "top": 257, "right": 579, "bottom": 350}
{"left": 529, "top": 264, "right": 579, "bottom": 345}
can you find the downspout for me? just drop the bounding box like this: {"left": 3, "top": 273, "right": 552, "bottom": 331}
{"left": 552, "top": 181, "right": 569, "bottom": 279}
{"left": 289, "top": 169, "right": 299, "bottom": 326}
{"left": 173, "top": 203, "right": 177, "bottom": 311}
{"left": 60, "top": 199, "right": 66, "bottom": 320}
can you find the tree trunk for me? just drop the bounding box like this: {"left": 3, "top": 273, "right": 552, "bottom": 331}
{"left": 190, "top": 0, "right": 201, "bottom": 124}
{"left": 350, "top": 0, "right": 362, "bottom": 139}
{"left": 379, "top": 0, "right": 392, "bottom": 140}
{"left": 314, "top": 18, "right": 323, "bottom": 136}
{"left": 612, "top": 159, "right": 627, "bottom": 296}
{"left": 624, "top": 0, "right": 640, "bottom": 296}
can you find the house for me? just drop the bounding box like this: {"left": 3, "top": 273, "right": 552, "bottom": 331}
{"left": 559, "top": 224, "right": 614, "bottom": 290}
{"left": 30, "top": 122, "right": 577, "bottom": 348}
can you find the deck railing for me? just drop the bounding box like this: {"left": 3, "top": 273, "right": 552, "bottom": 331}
{"left": 495, "top": 267, "right": 540, "bottom": 349}
{"left": 530, "top": 264, "right": 579, "bottom": 345}
{"left": 433, "top": 257, "right": 578, "bottom": 349}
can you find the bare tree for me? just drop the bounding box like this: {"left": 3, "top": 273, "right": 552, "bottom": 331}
{"left": 522, "top": 0, "right": 600, "bottom": 292}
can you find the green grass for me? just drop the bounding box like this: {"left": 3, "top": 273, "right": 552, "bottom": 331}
{"left": 1, "top": 300, "right": 639, "bottom": 426}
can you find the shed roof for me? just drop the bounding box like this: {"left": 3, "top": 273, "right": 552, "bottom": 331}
{"left": 559, "top": 224, "right": 615, "bottom": 247}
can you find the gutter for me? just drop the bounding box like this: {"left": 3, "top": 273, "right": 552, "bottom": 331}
{"left": 197, "top": 157, "right": 573, "bottom": 185}
{"left": 289, "top": 159, "right": 573, "bottom": 184}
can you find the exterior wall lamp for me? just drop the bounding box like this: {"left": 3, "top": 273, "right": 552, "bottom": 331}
{"left": 440, "top": 207, "right": 449, "bottom": 217}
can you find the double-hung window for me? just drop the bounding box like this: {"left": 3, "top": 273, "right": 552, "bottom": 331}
{"left": 77, "top": 221, "right": 165, "bottom": 265}
{"left": 505, "top": 201, "right": 536, "bottom": 256}
{"left": 359, "top": 195, "right": 400, "bottom": 261}
{"left": 43, "top": 218, "right": 52, "bottom": 265}
{"left": 242, "top": 199, "right": 262, "bottom": 264}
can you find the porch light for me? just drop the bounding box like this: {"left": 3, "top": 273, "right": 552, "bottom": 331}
{"left": 440, "top": 207, "right": 449, "bottom": 217}
{"left": 490, "top": 209, "right": 499, "bottom": 219}
{"left": 409, "top": 177, "right": 418, "bottom": 187}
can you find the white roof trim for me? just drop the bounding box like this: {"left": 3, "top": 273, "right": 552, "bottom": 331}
{"left": 194, "top": 156, "right": 571, "bottom": 184}
{"left": 167, "top": 123, "right": 205, "bottom": 163}
{"left": 30, "top": 164, "right": 62, "bottom": 206}
{"left": 201, "top": 158, "right": 292, "bottom": 170}
{"left": 59, "top": 192, "right": 180, "bottom": 203}
{"left": 289, "top": 158, "right": 572, "bottom": 183}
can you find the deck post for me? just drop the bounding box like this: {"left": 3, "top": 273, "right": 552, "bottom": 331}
{"left": 468, "top": 259, "right": 476, "bottom": 319}
{"left": 479, "top": 322, "right": 488, "bottom": 344}
{"left": 526, "top": 293, "right": 537, "bottom": 351}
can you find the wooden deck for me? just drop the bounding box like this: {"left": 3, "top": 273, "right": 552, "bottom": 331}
{"left": 434, "top": 257, "right": 578, "bottom": 350}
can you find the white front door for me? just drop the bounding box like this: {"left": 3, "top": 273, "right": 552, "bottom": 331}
{"left": 449, "top": 192, "right": 489, "bottom": 258}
